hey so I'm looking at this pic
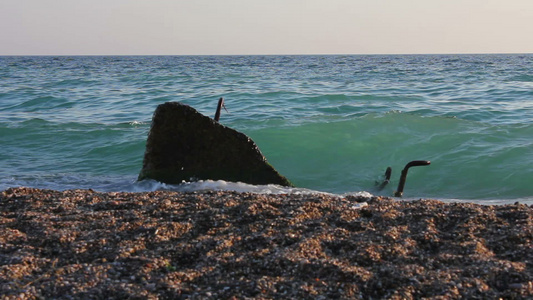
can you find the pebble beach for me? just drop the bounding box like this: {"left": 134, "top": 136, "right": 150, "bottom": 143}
{"left": 1, "top": 187, "right": 532, "bottom": 299}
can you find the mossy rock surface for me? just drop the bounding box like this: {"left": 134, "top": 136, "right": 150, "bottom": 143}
{"left": 138, "top": 102, "right": 293, "bottom": 186}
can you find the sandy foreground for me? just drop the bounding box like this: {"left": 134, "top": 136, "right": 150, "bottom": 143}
{"left": 0, "top": 187, "right": 532, "bottom": 299}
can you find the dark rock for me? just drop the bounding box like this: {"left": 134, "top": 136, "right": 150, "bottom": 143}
{"left": 138, "top": 102, "right": 293, "bottom": 186}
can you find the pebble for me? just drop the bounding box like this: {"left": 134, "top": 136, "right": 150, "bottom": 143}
{"left": 1, "top": 187, "right": 531, "bottom": 299}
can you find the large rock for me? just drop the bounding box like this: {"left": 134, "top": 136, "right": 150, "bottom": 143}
{"left": 138, "top": 102, "right": 293, "bottom": 186}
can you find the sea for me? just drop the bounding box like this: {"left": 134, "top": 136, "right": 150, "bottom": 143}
{"left": 0, "top": 55, "right": 531, "bottom": 205}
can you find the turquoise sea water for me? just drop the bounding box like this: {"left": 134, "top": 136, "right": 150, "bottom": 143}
{"left": 0, "top": 55, "right": 532, "bottom": 204}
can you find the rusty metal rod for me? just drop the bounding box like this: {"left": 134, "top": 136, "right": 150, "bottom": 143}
{"left": 394, "top": 160, "right": 431, "bottom": 197}
{"left": 214, "top": 97, "right": 228, "bottom": 122}
{"left": 377, "top": 167, "right": 392, "bottom": 191}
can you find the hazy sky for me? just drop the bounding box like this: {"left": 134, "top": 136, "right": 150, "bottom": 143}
{"left": 2, "top": 0, "right": 532, "bottom": 55}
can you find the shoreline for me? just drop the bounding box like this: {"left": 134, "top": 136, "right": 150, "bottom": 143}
{"left": 1, "top": 187, "right": 532, "bottom": 298}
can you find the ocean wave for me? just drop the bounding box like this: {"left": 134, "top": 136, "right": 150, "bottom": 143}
{"left": 1, "top": 54, "right": 532, "bottom": 203}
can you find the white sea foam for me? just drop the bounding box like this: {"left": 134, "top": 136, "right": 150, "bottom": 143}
{"left": 132, "top": 179, "right": 374, "bottom": 197}
{"left": 0, "top": 174, "right": 373, "bottom": 198}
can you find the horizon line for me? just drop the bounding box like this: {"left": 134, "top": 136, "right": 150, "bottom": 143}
{"left": 1, "top": 52, "right": 532, "bottom": 57}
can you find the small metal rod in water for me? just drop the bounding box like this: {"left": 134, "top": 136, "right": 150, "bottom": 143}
{"left": 377, "top": 167, "right": 392, "bottom": 191}
{"left": 394, "top": 160, "right": 431, "bottom": 197}
{"left": 214, "top": 97, "right": 228, "bottom": 122}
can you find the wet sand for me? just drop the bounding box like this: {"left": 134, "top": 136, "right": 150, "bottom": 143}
{"left": 1, "top": 187, "right": 532, "bottom": 299}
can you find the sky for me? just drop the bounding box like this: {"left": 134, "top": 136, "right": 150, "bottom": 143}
{"left": 1, "top": 0, "right": 532, "bottom": 55}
